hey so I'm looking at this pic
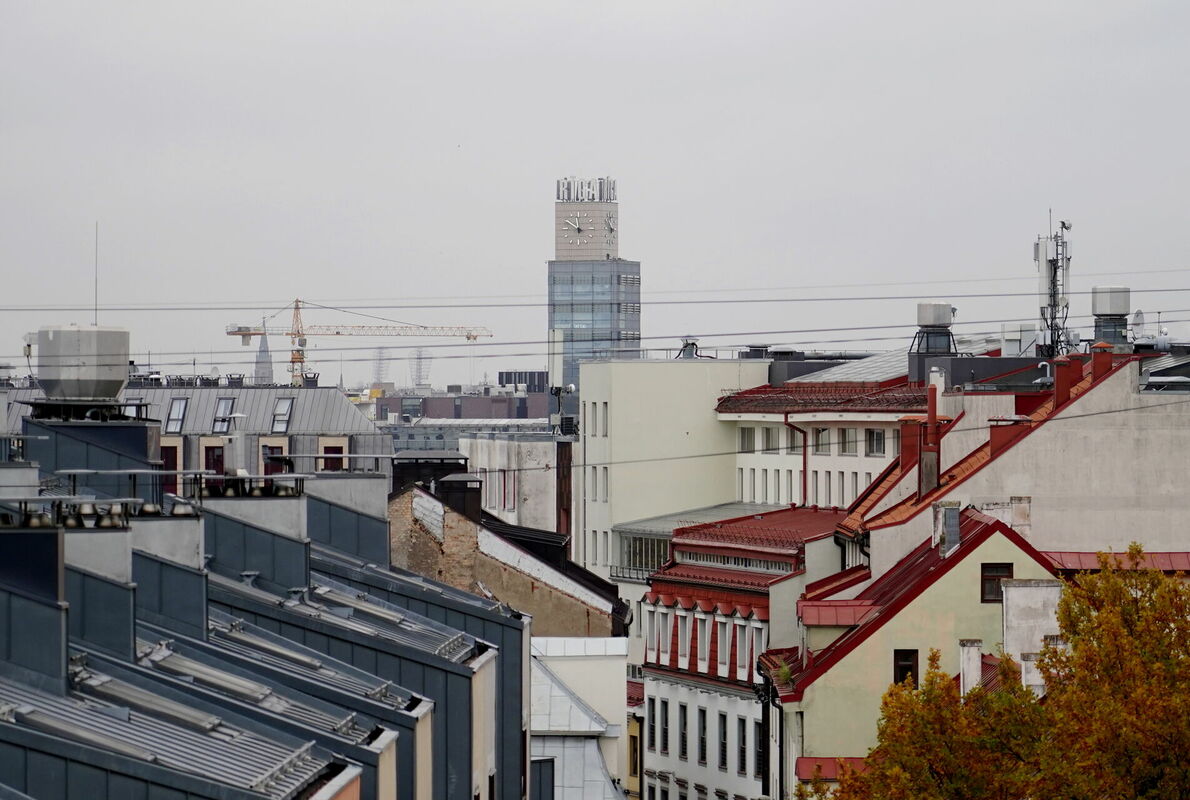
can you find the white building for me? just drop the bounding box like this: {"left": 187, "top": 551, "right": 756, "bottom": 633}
{"left": 459, "top": 431, "right": 561, "bottom": 531}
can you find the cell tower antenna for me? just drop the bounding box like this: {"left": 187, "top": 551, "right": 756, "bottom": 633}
{"left": 1034, "top": 215, "right": 1073, "bottom": 357}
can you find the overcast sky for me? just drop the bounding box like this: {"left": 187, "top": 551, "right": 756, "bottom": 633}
{"left": 2, "top": 2, "right": 1188, "bottom": 387}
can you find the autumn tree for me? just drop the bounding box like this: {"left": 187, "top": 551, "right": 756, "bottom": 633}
{"left": 1033, "top": 544, "right": 1190, "bottom": 800}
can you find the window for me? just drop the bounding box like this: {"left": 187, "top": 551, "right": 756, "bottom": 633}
{"left": 602, "top": 402, "right": 608, "bottom": 437}
{"left": 646, "top": 609, "right": 657, "bottom": 656}
{"left": 629, "top": 734, "right": 639, "bottom": 776}
{"left": 894, "top": 649, "right": 919, "bottom": 688}
{"left": 718, "top": 712, "right": 728, "bottom": 770}
{"left": 590, "top": 466, "right": 596, "bottom": 499}
{"left": 660, "top": 699, "right": 670, "bottom": 754}
{"left": 503, "top": 469, "right": 516, "bottom": 510}
{"left": 813, "top": 427, "right": 830, "bottom": 455}
{"left": 852, "top": 472, "right": 859, "bottom": 499}
{"left": 602, "top": 531, "right": 609, "bottom": 565}
{"left": 736, "top": 624, "right": 749, "bottom": 671}
{"left": 738, "top": 427, "right": 755, "bottom": 453}
{"left": 262, "top": 445, "right": 285, "bottom": 476}
{"left": 749, "top": 468, "right": 756, "bottom": 501}
{"left": 824, "top": 473, "right": 831, "bottom": 506}
{"left": 648, "top": 788, "right": 656, "bottom": 800}
{"left": 697, "top": 617, "right": 709, "bottom": 663}
{"left": 865, "top": 428, "right": 886, "bottom": 456}
{"left": 839, "top": 427, "right": 858, "bottom": 455}
{"left": 981, "top": 563, "right": 1014, "bottom": 602}
{"left": 647, "top": 698, "right": 656, "bottom": 750}
{"left": 865, "top": 471, "right": 872, "bottom": 486}
{"left": 212, "top": 397, "right": 235, "bottom": 434}
{"left": 698, "top": 707, "right": 707, "bottom": 764}
{"left": 660, "top": 612, "right": 671, "bottom": 660}
{"left": 760, "top": 469, "right": 768, "bottom": 503}
{"left": 755, "top": 720, "right": 764, "bottom": 776}
{"left": 678, "top": 703, "right": 688, "bottom": 759}
{"left": 590, "top": 532, "right": 597, "bottom": 565}
{"left": 762, "top": 427, "right": 780, "bottom": 454}
{"left": 716, "top": 621, "right": 729, "bottom": 671}
{"left": 322, "top": 445, "right": 344, "bottom": 471}
{"left": 737, "top": 717, "right": 748, "bottom": 774}
{"left": 679, "top": 615, "right": 690, "bottom": 658}
{"left": 270, "top": 397, "right": 294, "bottom": 434}
{"left": 737, "top": 468, "right": 743, "bottom": 500}
{"left": 164, "top": 398, "right": 188, "bottom": 434}
{"left": 812, "top": 470, "right": 819, "bottom": 504}
{"left": 786, "top": 427, "right": 803, "bottom": 454}
{"left": 161, "top": 445, "right": 179, "bottom": 494}
{"left": 838, "top": 471, "right": 845, "bottom": 505}
{"left": 601, "top": 466, "right": 608, "bottom": 502}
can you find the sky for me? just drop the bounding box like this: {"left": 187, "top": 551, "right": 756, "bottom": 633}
{"left": 2, "top": 2, "right": 1189, "bottom": 388}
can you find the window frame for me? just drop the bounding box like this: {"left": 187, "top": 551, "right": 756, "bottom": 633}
{"left": 839, "top": 427, "right": 858, "bottom": 455}
{"left": 270, "top": 396, "right": 294, "bottom": 434}
{"left": 660, "top": 698, "right": 670, "bottom": 755}
{"left": 647, "top": 697, "right": 656, "bottom": 750}
{"left": 738, "top": 427, "right": 756, "bottom": 454}
{"left": 698, "top": 707, "right": 707, "bottom": 765}
{"left": 737, "top": 716, "right": 748, "bottom": 775}
{"left": 865, "top": 427, "right": 886, "bottom": 457}
{"left": 981, "top": 562, "right": 1014, "bottom": 603}
{"left": 717, "top": 711, "right": 728, "bottom": 771}
{"left": 212, "top": 397, "right": 235, "bottom": 434}
{"left": 812, "top": 427, "right": 831, "bottom": 455}
{"left": 164, "top": 397, "right": 188, "bottom": 435}
{"left": 678, "top": 703, "right": 688, "bottom": 760}
{"left": 893, "top": 648, "right": 919, "bottom": 688}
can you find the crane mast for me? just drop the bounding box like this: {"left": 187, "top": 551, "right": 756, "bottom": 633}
{"left": 228, "top": 298, "right": 492, "bottom": 386}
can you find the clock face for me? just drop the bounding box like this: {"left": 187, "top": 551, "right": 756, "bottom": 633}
{"left": 559, "top": 212, "right": 594, "bottom": 246}
{"left": 604, "top": 212, "right": 617, "bottom": 245}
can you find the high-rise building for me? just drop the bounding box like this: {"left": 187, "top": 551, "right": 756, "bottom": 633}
{"left": 547, "top": 176, "right": 641, "bottom": 415}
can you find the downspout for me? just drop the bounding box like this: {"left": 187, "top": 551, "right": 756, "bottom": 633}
{"left": 783, "top": 412, "right": 808, "bottom": 506}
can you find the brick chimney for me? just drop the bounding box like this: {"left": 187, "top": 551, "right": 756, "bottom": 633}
{"left": 1091, "top": 341, "right": 1114, "bottom": 381}
{"left": 898, "top": 416, "right": 924, "bottom": 469}
{"left": 1052, "top": 356, "right": 1078, "bottom": 407}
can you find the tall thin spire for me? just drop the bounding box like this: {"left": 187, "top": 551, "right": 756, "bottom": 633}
{"left": 253, "top": 322, "right": 274, "bottom": 385}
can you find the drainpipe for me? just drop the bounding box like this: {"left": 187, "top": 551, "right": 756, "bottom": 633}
{"left": 783, "top": 412, "right": 808, "bottom": 506}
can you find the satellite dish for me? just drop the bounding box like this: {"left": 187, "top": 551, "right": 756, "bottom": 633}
{"left": 208, "top": 366, "right": 221, "bottom": 379}
{"left": 1133, "top": 310, "right": 1147, "bottom": 339}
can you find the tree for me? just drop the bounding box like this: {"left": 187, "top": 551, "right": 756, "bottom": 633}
{"left": 797, "top": 544, "right": 1190, "bottom": 800}
{"left": 1034, "top": 544, "right": 1190, "bottom": 800}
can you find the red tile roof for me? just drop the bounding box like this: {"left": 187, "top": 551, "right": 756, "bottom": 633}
{"left": 803, "top": 564, "right": 872, "bottom": 601}
{"left": 717, "top": 382, "right": 928, "bottom": 415}
{"left": 951, "top": 654, "right": 1004, "bottom": 693}
{"left": 1044, "top": 551, "right": 1190, "bottom": 573}
{"left": 674, "top": 506, "right": 848, "bottom": 553}
{"left": 649, "top": 563, "right": 780, "bottom": 591}
{"left": 627, "top": 680, "right": 644, "bottom": 707}
{"left": 777, "top": 509, "right": 1057, "bottom": 702}
{"left": 798, "top": 599, "right": 877, "bottom": 627}
{"left": 795, "top": 756, "right": 869, "bottom": 781}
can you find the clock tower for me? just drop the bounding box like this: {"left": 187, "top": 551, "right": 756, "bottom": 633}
{"left": 554, "top": 177, "right": 619, "bottom": 261}
{"left": 547, "top": 176, "right": 641, "bottom": 415}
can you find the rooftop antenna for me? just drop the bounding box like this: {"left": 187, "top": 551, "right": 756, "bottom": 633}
{"left": 1034, "top": 214, "right": 1072, "bottom": 357}
{"left": 93, "top": 221, "right": 99, "bottom": 326}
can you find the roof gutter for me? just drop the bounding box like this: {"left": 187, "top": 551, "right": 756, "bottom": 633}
{"left": 783, "top": 412, "right": 808, "bottom": 506}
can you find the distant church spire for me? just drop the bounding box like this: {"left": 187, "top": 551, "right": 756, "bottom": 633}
{"left": 253, "top": 324, "right": 274, "bottom": 385}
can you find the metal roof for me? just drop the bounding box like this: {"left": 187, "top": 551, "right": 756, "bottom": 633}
{"left": 529, "top": 737, "right": 620, "bottom": 800}
{"left": 783, "top": 336, "right": 997, "bottom": 385}
{"left": 613, "top": 502, "right": 783, "bottom": 538}
{"left": 1141, "top": 350, "right": 1190, "bottom": 374}
{"left": 531, "top": 638, "right": 628, "bottom": 659}
{"left": 204, "top": 609, "right": 419, "bottom": 710}
{"left": 0, "top": 671, "right": 329, "bottom": 799}
{"left": 3, "top": 386, "right": 379, "bottom": 436}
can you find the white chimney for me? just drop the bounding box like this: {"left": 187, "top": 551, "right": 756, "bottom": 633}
{"left": 959, "top": 639, "right": 983, "bottom": 696}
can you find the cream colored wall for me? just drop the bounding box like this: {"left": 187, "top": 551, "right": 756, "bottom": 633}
{"left": 793, "top": 533, "right": 1054, "bottom": 759}
{"left": 535, "top": 645, "right": 628, "bottom": 782}
{"left": 415, "top": 708, "right": 434, "bottom": 800}
{"left": 471, "top": 650, "right": 499, "bottom": 800}
{"left": 257, "top": 435, "right": 288, "bottom": 474}
{"left": 318, "top": 435, "right": 349, "bottom": 469}
{"left": 577, "top": 359, "right": 769, "bottom": 575}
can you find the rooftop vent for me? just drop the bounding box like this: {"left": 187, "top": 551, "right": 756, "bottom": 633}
{"left": 1091, "top": 286, "right": 1129, "bottom": 347}
{"left": 37, "top": 326, "right": 129, "bottom": 402}
{"left": 908, "top": 303, "right": 957, "bottom": 383}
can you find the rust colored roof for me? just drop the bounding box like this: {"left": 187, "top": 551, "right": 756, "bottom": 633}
{"left": 649, "top": 563, "right": 779, "bottom": 591}
{"left": 627, "top": 680, "right": 644, "bottom": 707}
{"left": 796, "top": 756, "right": 869, "bottom": 780}
{"left": 952, "top": 654, "right": 1004, "bottom": 694}
{"left": 643, "top": 589, "right": 769, "bottom": 619}
{"left": 803, "top": 564, "right": 871, "bottom": 601}
{"left": 798, "top": 599, "right": 877, "bottom": 627}
{"left": 717, "top": 381, "right": 927, "bottom": 415}
{"left": 674, "top": 505, "right": 848, "bottom": 552}
{"left": 777, "top": 509, "right": 1057, "bottom": 702}
{"left": 1044, "top": 551, "right": 1190, "bottom": 573}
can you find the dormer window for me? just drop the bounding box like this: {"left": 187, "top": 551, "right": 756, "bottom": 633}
{"left": 164, "top": 398, "right": 188, "bottom": 434}
{"left": 212, "top": 397, "right": 235, "bottom": 434}
{"left": 271, "top": 397, "right": 294, "bottom": 434}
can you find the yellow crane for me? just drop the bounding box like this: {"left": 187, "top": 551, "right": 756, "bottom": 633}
{"left": 227, "top": 298, "right": 492, "bottom": 386}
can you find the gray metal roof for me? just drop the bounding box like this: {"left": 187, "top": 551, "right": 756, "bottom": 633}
{"left": 205, "top": 609, "right": 419, "bottom": 710}
{"left": 614, "top": 502, "right": 784, "bottom": 537}
{"left": 529, "top": 737, "right": 619, "bottom": 800}
{"left": 133, "top": 636, "right": 372, "bottom": 743}
{"left": 3, "top": 386, "right": 379, "bottom": 436}
{"left": 0, "top": 671, "right": 329, "bottom": 799}
{"left": 1142, "top": 351, "right": 1190, "bottom": 374}
{"left": 784, "top": 336, "right": 997, "bottom": 384}
{"left": 530, "top": 657, "right": 606, "bottom": 736}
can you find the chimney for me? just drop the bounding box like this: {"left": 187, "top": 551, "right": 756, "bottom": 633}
{"left": 988, "top": 417, "right": 1029, "bottom": 456}
{"left": 917, "top": 384, "right": 940, "bottom": 497}
{"left": 1052, "top": 356, "right": 1077, "bottom": 407}
{"left": 1091, "top": 341, "right": 1114, "bottom": 381}
{"left": 933, "top": 501, "right": 961, "bottom": 553}
{"left": 959, "top": 639, "right": 984, "bottom": 695}
{"left": 898, "top": 416, "right": 923, "bottom": 468}
{"left": 439, "top": 473, "right": 483, "bottom": 522}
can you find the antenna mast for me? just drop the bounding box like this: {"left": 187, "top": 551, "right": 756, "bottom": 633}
{"left": 1035, "top": 218, "right": 1072, "bottom": 357}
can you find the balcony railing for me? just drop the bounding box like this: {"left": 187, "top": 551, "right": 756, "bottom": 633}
{"left": 609, "top": 565, "right": 656, "bottom": 583}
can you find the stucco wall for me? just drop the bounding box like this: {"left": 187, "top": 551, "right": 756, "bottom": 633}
{"left": 1001, "top": 578, "right": 1062, "bottom": 691}
{"left": 793, "top": 532, "right": 1054, "bottom": 759}
{"left": 459, "top": 435, "right": 557, "bottom": 531}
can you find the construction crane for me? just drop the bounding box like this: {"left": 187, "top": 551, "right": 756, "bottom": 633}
{"left": 228, "top": 298, "right": 492, "bottom": 386}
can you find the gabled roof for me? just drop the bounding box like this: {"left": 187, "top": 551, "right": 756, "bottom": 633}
{"left": 673, "top": 506, "right": 848, "bottom": 552}
{"left": 530, "top": 657, "right": 607, "bottom": 736}
{"left": 842, "top": 354, "right": 1136, "bottom": 533}
{"left": 775, "top": 509, "right": 1056, "bottom": 701}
